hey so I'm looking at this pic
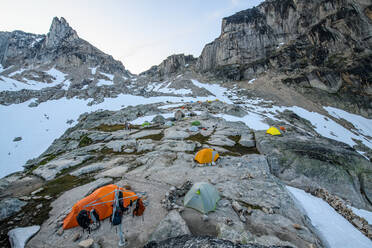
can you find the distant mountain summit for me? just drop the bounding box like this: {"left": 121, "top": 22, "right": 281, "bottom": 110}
{"left": 0, "top": 17, "right": 129, "bottom": 75}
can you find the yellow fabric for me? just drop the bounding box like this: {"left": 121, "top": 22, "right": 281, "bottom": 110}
{"left": 266, "top": 126, "right": 281, "bottom": 136}
{"left": 194, "top": 148, "right": 219, "bottom": 164}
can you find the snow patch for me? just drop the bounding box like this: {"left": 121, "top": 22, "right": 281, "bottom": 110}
{"left": 61, "top": 80, "right": 71, "bottom": 90}
{"left": 191, "top": 79, "right": 232, "bottom": 104}
{"left": 147, "top": 81, "right": 192, "bottom": 95}
{"left": 351, "top": 207, "right": 372, "bottom": 225}
{"left": 46, "top": 67, "right": 67, "bottom": 83}
{"left": 100, "top": 72, "right": 114, "bottom": 80}
{"left": 286, "top": 186, "right": 372, "bottom": 248}
{"left": 216, "top": 113, "right": 269, "bottom": 131}
{"left": 9, "top": 68, "right": 26, "bottom": 77}
{"left": 248, "top": 78, "right": 256, "bottom": 84}
{"left": 158, "top": 103, "right": 185, "bottom": 109}
{"left": 324, "top": 106, "right": 372, "bottom": 139}
{"left": 90, "top": 67, "right": 98, "bottom": 75}
{"left": 97, "top": 79, "right": 114, "bottom": 87}
{"left": 285, "top": 106, "right": 372, "bottom": 150}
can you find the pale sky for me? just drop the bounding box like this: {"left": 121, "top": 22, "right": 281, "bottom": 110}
{"left": 0, "top": 0, "right": 263, "bottom": 74}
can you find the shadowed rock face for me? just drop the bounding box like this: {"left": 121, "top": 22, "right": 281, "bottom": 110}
{"left": 144, "top": 235, "right": 292, "bottom": 248}
{"left": 196, "top": 0, "right": 372, "bottom": 117}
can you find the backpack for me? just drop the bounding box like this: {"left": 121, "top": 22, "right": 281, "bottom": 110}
{"left": 76, "top": 210, "right": 91, "bottom": 230}
{"left": 90, "top": 209, "right": 100, "bottom": 224}
{"left": 112, "top": 208, "right": 123, "bottom": 226}
{"left": 133, "top": 198, "right": 145, "bottom": 217}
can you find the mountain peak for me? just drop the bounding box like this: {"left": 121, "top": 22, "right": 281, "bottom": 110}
{"left": 45, "top": 17, "right": 78, "bottom": 48}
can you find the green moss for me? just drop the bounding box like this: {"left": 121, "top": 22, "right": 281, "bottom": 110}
{"left": 39, "top": 154, "right": 59, "bottom": 165}
{"left": 237, "top": 200, "right": 263, "bottom": 212}
{"left": 79, "top": 135, "right": 93, "bottom": 147}
{"left": 137, "top": 133, "right": 164, "bottom": 141}
{"left": 186, "top": 133, "right": 210, "bottom": 144}
{"left": 228, "top": 135, "right": 241, "bottom": 143}
{"left": 94, "top": 124, "right": 126, "bottom": 132}
{"left": 39, "top": 174, "right": 94, "bottom": 198}
{"left": 220, "top": 135, "right": 259, "bottom": 156}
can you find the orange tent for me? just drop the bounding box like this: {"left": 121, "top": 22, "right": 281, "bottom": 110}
{"left": 194, "top": 148, "right": 219, "bottom": 164}
{"left": 63, "top": 184, "right": 138, "bottom": 229}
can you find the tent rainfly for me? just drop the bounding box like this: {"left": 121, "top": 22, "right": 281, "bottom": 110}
{"left": 184, "top": 182, "right": 220, "bottom": 214}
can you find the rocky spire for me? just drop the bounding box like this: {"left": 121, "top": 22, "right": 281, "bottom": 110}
{"left": 45, "top": 17, "right": 79, "bottom": 48}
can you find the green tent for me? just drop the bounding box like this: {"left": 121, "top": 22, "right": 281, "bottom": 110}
{"left": 184, "top": 182, "right": 220, "bottom": 214}
{"left": 142, "top": 121, "right": 150, "bottom": 127}
{"left": 191, "top": 120, "right": 201, "bottom": 126}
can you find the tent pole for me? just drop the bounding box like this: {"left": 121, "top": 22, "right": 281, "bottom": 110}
{"left": 118, "top": 222, "right": 126, "bottom": 247}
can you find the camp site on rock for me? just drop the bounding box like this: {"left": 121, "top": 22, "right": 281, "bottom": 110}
{"left": 1, "top": 0, "right": 372, "bottom": 247}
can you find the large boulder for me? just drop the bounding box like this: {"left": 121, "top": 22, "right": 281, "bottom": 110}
{"left": 239, "top": 133, "right": 255, "bottom": 148}
{"left": 149, "top": 210, "right": 191, "bottom": 242}
{"left": 0, "top": 198, "right": 27, "bottom": 221}
{"left": 208, "top": 135, "right": 236, "bottom": 147}
{"left": 8, "top": 225, "right": 40, "bottom": 248}
{"left": 152, "top": 115, "right": 166, "bottom": 124}
{"left": 223, "top": 105, "right": 247, "bottom": 117}
{"left": 174, "top": 110, "right": 185, "bottom": 121}
{"left": 255, "top": 130, "right": 372, "bottom": 210}
{"left": 32, "top": 154, "right": 94, "bottom": 181}
{"left": 163, "top": 128, "right": 189, "bottom": 140}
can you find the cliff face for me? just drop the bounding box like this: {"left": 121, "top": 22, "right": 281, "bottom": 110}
{"left": 197, "top": 0, "right": 372, "bottom": 116}
{"left": 197, "top": 0, "right": 372, "bottom": 74}
{"left": 141, "top": 54, "right": 196, "bottom": 80}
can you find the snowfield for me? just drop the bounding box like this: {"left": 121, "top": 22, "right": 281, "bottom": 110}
{"left": 287, "top": 186, "right": 372, "bottom": 248}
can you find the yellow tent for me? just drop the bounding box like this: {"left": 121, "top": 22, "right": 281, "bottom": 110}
{"left": 266, "top": 126, "right": 281, "bottom": 136}
{"left": 195, "top": 148, "right": 219, "bottom": 164}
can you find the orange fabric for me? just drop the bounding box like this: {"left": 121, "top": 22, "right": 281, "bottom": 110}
{"left": 194, "top": 148, "right": 219, "bottom": 164}
{"left": 63, "top": 184, "right": 138, "bottom": 229}
{"left": 279, "top": 126, "right": 286, "bottom": 131}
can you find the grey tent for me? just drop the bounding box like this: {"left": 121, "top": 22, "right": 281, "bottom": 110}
{"left": 189, "top": 126, "right": 199, "bottom": 132}
{"left": 184, "top": 182, "right": 220, "bottom": 214}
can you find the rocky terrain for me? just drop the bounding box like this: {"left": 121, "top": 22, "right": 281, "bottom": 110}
{"left": 0, "top": 0, "right": 372, "bottom": 247}
{"left": 0, "top": 99, "right": 371, "bottom": 248}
